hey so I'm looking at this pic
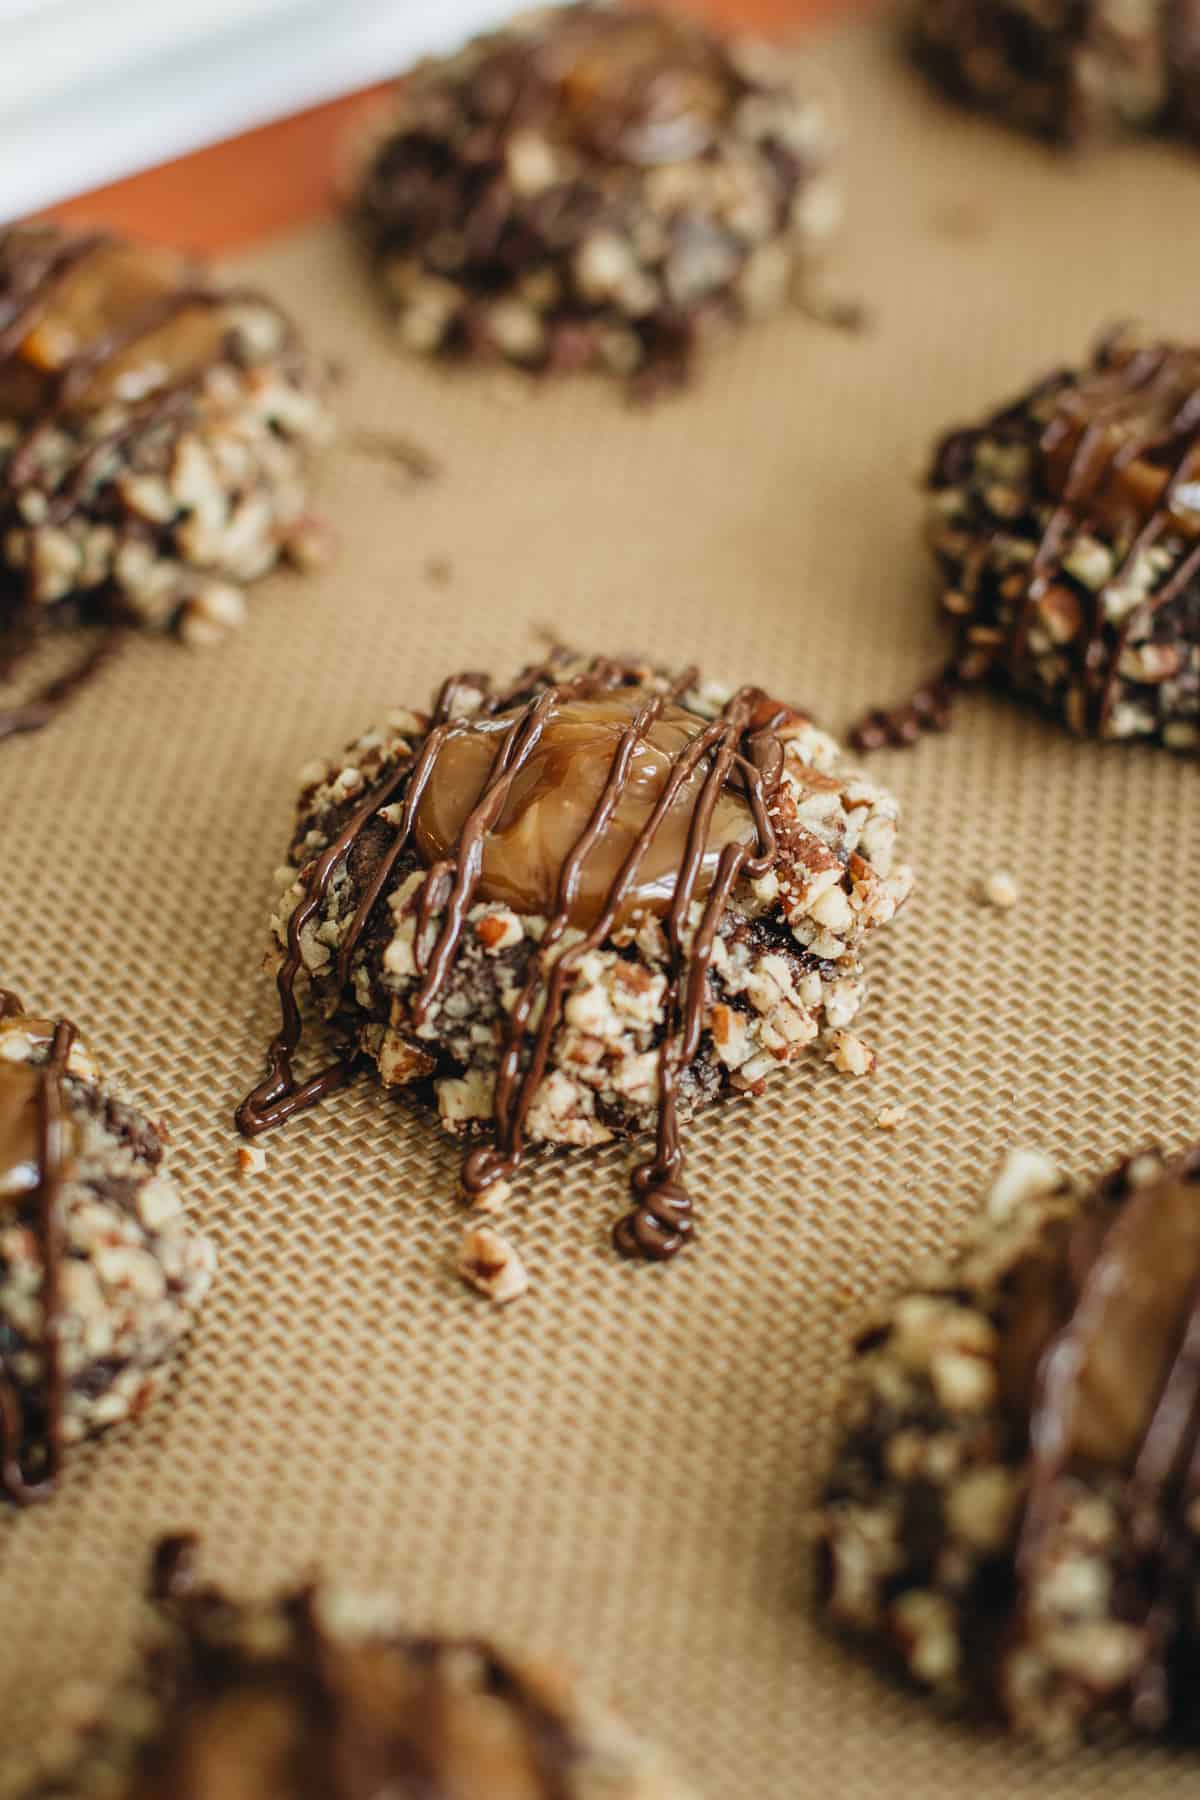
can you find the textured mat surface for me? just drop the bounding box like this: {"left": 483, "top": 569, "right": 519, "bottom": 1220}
{"left": 2, "top": 20, "right": 1200, "bottom": 1796}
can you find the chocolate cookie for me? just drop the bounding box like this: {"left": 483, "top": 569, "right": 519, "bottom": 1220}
{"left": 23, "top": 1537, "right": 698, "bottom": 1798}
{"left": 0, "top": 224, "right": 332, "bottom": 738}
{"left": 0, "top": 989, "right": 214, "bottom": 1505}
{"left": 908, "top": 0, "right": 1200, "bottom": 147}
{"left": 816, "top": 1143, "right": 1200, "bottom": 1748}
{"left": 352, "top": 2, "right": 839, "bottom": 393}
{"left": 899, "top": 327, "right": 1200, "bottom": 751}
{"left": 238, "top": 651, "right": 913, "bottom": 1260}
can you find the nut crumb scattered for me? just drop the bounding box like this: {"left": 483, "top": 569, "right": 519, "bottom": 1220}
{"left": 827, "top": 1030, "right": 876, "bottom": 1077}
{"left": 978, "top": 870, "right": 1020, "bottom": 910}
{"left": 457, "top": 1226, "right": 528, "bottom": 1304}
{"left": 875, "top": 1105, "right": 907, "bottom": 1130}
{"left": 237, "top": 1145, "right": 267, "bottom": 1177}
{"left": 465, "top": 1178, "right": 512, "bottom": 1215}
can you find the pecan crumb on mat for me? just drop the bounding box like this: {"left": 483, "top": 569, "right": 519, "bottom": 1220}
{"left": 977, "top": 870, "right": 1019, "bottom": 909}
{"left": 817, "top": 1142, "right": 1200, "bottom": 1749}
{"left": 237, "top": 650, "right": 913, "bottom": 1266}
{"left": 20, "top": 1540, "right": 699, "bottom": 1797}
{"left": 352, "top": 2, "right": 842, "bottom": 394}
{"left": 0, "top": 988, "right": 213, "bottom": 1506}
{"left": 458, "top": 1225, "right": 529, "bottom": 1303}
{"left": 826, "top": 1030, "right": 876, "bottom": 1077}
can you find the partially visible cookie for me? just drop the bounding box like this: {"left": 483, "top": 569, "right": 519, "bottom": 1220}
{"left": 22, "top": 1538, "right": 698, "bottom": 1798}
{"left": 816, "top": 1143, "right": 1200, "bottom": 1749}
{"left": 353, "top": 2, "right": 839, "bottom": 393}
{"left": 908, "top": 0, "right": 1197, "bottom": 147}
{"left": 0, "top": 989, "right": 214, "bottom": 1504}
{"left": 924, "top": 327, "right": 1200, "bottom": 750}
{"left": 238, "top": 651, "right": 912, "bottom": 1261}
{"left": 0, "top": 224, "right": 332, "bottom": 735}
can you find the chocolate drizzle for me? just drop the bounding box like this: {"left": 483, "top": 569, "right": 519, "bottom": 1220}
{"left": 239, "top": 658, "right": 787, "bottom": 1261}
{"left": 141, "top": 1540, "right": 583, "bottom": 1798}
{"left": 0, "top": 628, "right": 124, "bottom": 743}
{"left": 0, "top": 226, "right": 292, "bottom": 740}
{"left": 847, "top": 662, "right": 961, "bottom": 753}
{"left": 0, "top": 987, "right": 78, "bottom": 1505}
{"left": 855, "top": 335, "right": 1200, "bottom": 753}
{"left": 1017, "top": 1148, "right": 1200, "bottom": 1729}
{"left": 1022, "top": 339, "right": 1200, "bottom": 736}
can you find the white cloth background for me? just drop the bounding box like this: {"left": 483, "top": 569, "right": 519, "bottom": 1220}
{"left": 0, "top": 0, "right": 511, "bottom": 222}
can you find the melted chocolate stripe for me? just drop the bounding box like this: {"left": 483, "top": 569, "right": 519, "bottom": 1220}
{"left": 1019, "top": 1159, "right": 1200, "bottom": 1726}
{"left": 0, "top": 628, "right": 124, "bottom": 744}
{"left": 151, "top": 1550, "right": 580, "bottom": 1799}
{"left": 460, "top": 693, "right": 749, "bottom": 1214}
{"left": 862, "top": 340, "right": 1200, "bottom": 752}
{"left": 235, "top": 760, "right": 413, "bottom": 1136}
{"left": 1024, "top": 343, "right": 1200, "bottom": 734}
{"left": 471, "top": 691, "right": 669, "bottom": 1187}
{"left": 0, "top": 234, "right": 296, "bottom": 739}
{"left": 239, "top": 661, "right": 790, "bottom": 1260}
{"left": 0, "top": 1003, "right": 76, "bottom": 1504}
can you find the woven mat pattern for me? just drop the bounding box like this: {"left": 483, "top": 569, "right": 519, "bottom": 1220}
{"left": 2, "top": 24, "right": 1200, "bottom": 1796}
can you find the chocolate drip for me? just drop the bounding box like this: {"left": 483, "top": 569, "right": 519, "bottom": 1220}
{"left": 238, "top": 658, "right": 786, "bottom": 1261}
{"left": 1019, "top": 340, "right": 1200, "bottom": 734}
{"left": 0, "top": 992, "right": 77, "bottom": 1504}
{"left": 1017, "top": 1151, "right": 1200, "bottom": 1727}
{"left": 146, "top": 1543, "right": 580, "bottom": 1799}
{"left": 0, "top": 627, "right": 124, "bottom": 743}
{"left": 857, "top": 337, "right": 1200, "bottom": 753}
{"left": 847, "top": 662, "right": 961, "bottom": 753}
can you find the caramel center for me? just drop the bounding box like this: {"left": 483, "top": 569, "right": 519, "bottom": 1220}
{"left": 0, "top": 241, "right": 226, "bottom": 420}
{"left": 0, "top": 1060, "right": 75, "bottom": 1205}
{"left": 1064, "top": 1177, "right": 1200, "bottom": 1469}
{"left": 413, "top": 693, "right": 756, "bottom": 930}
{"left": 1043, "top": 349, "right": 1200, "bottom": 542}
{"left": 549, "top": 11, "right": 729, "bottom": 162}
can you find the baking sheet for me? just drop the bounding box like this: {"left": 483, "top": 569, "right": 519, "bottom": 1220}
{"left": 3, "top": 19, "right": 1200, "bottom": 1796}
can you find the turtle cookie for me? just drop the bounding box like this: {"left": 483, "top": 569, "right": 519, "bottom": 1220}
{"left": 865, "top": 328, "right": 1200, "bottom": 753}
{"left": 908, "top": 0, "right": 1200, "bottom": 148}
{"left": 238, "top": 651, "right": 913, "bottom": 1260}
{"left": 0, "top": 989, "right": 214, "bottom": 1504}
{"left": 0, "top": 223, "right": 332, "bottom": 738}
{"left": 352, "top": 2, "right": 839, "bottom": 393}
{"left": 22, "top": 1537, "right": 698, "bottom": 1798}
{"left": 817, "top": 1143, "right": 1200, "bottom": 1748}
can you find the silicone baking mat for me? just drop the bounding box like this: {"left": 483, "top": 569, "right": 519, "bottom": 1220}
{"left": 2, "top": 20, "right": 1199, "bottom": 1796}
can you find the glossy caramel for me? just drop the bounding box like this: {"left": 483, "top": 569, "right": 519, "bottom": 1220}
{"left": 549, "top": 9, "right": 730, "bottom": 163}
{"left": 1043, "top": 346, "right": 1200, "bottom": 541}
{"left": 413, "top": 693, "right": 756, "bottom": 929}
{"left": 0, "top": 240, "right": 226, "bottom": 419}
{"left": 0, "top": 1058, "right": 76, "bottom": 1205}
{"left": 1066, "top": 1176, "right": 1200, "bottom": 1469}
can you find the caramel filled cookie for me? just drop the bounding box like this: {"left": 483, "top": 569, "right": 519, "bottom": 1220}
{"left": 816, "top": 1143, "right": 1200, "bottom": 1748}
{"left": 907, "top": 328, "right": 1200, "bottom": 751}
{"left": 908, "top": 0, "right": 1200, "bottom": 147}
{"left": 238, "top": 651, "right": 912, "bottom": 1261}
{"left": 0, "top": 989, "right": 214, "bottom": 1505}
{"left": 23, "top": 1538, "right": 697, "bottom": 1798}
{"left": 0, "top": 224, "right": 332, "bottom": 737}
{"left": 352, "top": 2, "right": 839, "bottom": 393}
